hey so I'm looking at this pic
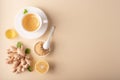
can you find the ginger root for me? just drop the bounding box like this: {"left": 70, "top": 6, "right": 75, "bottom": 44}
{"left": 6, "top": 43, "right": 32, "bottom": 74}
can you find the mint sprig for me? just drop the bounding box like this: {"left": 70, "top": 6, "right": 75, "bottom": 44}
{"left": 27, "top": 66, "right": 32, "bottom": 72}
{"left": 23, "top": 9, "right": 28, "bottom": 14}
{"left": 17, "top": 42, "right": 22, "bottom": 48}
{"left": 25, "top": 48, "right": 31, "bottom": 54}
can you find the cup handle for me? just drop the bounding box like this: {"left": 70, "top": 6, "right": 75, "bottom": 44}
{"left": 43, "top": 20, "right": 48, "bottom": 23}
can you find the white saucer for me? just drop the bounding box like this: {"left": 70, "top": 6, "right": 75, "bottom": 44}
{"left": 15, "top": 7, "right": 48, "bottom": 39}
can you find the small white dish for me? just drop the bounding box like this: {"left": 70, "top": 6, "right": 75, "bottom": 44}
{"left": 15, "top": 7, "right": 48, "bottom": 39}
{"left": 33, "top": 40, "right": 50, "bottom": 57}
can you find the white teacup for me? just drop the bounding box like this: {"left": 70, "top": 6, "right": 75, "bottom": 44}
{"left": 22, "top": 12, "right": 42, "bottom": 33}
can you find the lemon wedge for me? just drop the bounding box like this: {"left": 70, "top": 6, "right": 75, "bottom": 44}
{"left": 35, "top": 60, "right": 49, "bottom": 74}
{"left": 5, "top": 29, "right": 17, "bottom": 39}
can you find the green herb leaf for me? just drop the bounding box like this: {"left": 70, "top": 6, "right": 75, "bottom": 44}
{"left": 23, "top": 9, "right": 28, "bottom": 14}
{"left": 17, "top": 42, "right": 22, "bottom": 48}
{"left": 25, "top": 48, "right": 31, "bottom": 54}
{"left": 27, "top": 66, "right": 32, "bottom": 72}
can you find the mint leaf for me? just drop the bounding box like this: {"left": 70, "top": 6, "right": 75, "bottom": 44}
{"left": 27, "top": 66, "right": 32, "bottom": 72}
{"left": 23, "top": 9, "right": 28, "bottom": 14}
{"left": 17, "top": 42, "right": 22, "bottom": 48}
{"left": 25, "top": 48, "right": 30, "bottom": 54}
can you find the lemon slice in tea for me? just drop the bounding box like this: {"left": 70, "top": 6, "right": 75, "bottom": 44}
{"left": 5, "top": 29, "right": 17, "bottom": 39}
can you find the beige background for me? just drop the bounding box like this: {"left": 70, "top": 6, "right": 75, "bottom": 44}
{"left": 0, "top": 0, "right": 120, "bottom": 80}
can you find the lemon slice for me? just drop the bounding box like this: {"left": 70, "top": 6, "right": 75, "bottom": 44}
{"left": 5, "top": 29, "right": 17, "bottom": 39}
{"left": 35, "top": 60, "right": 49, "bottom": 74}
